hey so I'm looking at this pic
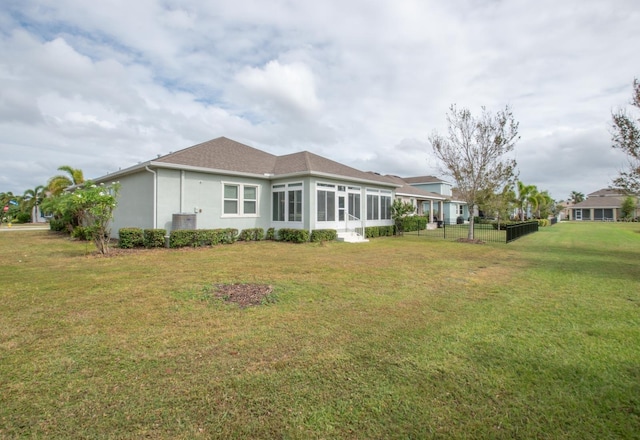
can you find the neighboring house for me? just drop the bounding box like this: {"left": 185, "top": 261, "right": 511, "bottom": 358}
{"left": 381, "top": 174, "right": 447, "bottom": 223}
{"left": 93, "top": 137, "right": 399, "bottom": 238}
{"left": 401, "top": 176, "right": 470, "bottom": 223}
{"left": 570, "top": 188, "right": 639, "bottom": 221}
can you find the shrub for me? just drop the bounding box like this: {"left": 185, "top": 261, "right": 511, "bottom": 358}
{"left": 15, "top": 212, "right": 32, "bottom": 223}
{"left": 144, "top": 229, "right": 166, "bottom": 248}
{"left": 71, "top": 226, "right": 93, "bottom": 241}
{"left": 266, "top": 228, "right": 276, "bottom": 240}
{"left": 170, "top": 229, "right": 238, "bottom": 248}
{"left": 400, "top": 215, "right": 429, "bottom": 233}
{"left": 221, "top": 228, "right": 238, "bottom": 244}
{"left": 279, "top": 228, "right": 309, "bottom": 243}
{"left": 365, "top": 226, "right": 395, "bottom": 238}
{"left": 537, "top": 218, "right": 550, "bottom": 227}
{"left": 49, "top": 218, "right": 66, "bottom": 232}
{"left": 119, "top": 228, "right": 145, "bottom": 248}
{"left": 310, "top": 229, "right": 337, "bottom": 242}
{"left": 239, "top": 228, "right": 265, "bottom": 241}
{"left": 380, "top": 225, "right": 395, "bottom": 236}
{"left": 170, "top": 230, "right": 197, "bottom": 248}
{"left": 365, "top": 226, "right": 379, "bottom": 238}
{"left": 196, "top": 229, "right": 221, "bottom": 246}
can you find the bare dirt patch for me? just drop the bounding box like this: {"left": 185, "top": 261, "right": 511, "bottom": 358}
{"left": 456, "top": 238, "right": 486, "bottom": 244}
{"left": 213, "top": 283, "right": 274, "bottom": 308}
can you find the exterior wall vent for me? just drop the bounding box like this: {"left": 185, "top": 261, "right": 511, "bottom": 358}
{"left": 172, "top": 213, "right": 197, "bottom": 230}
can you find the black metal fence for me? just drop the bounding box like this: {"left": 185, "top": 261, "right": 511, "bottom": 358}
{"left": 505, "top": 221, "right": 539, "bottom": 243}
{"left": 405, "top": 220, "right": 540, "bottom": 244}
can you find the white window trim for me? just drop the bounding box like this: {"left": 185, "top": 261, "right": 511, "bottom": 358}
{"left": 221, "top": 182, "right": 260, "bottom": 218}
{"left": 271, "top": 182, "right": 304, "bottom": 223}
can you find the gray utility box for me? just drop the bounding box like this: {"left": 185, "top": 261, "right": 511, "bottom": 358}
{"left": 172, "top": 213, "right": 197, "bottom": 230}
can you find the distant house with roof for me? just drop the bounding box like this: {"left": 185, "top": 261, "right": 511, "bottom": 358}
{"left": 570, "top": 188, "right": 639, "bottom": 221}
{"left": 401, "top": 176, "right": 470, "bottom": 223}
{"left": 93, "top": 137, "right": 471, "bottom": 239}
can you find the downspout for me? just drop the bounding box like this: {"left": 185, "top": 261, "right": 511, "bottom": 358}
{"left": 180, "top": 170, "right": 185, "bottom": 213}
{"left": 145, "top": 166, "right": 157, "bottom": 229}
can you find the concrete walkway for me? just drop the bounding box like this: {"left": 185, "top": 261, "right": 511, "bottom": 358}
{"left": 0, "top": 224, "right": 50, "bottom": 232}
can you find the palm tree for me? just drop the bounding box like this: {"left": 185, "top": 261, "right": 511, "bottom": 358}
{"left": 534, "top": 190, "right": 553, "bottom": 219}
{"left": 569, "top": 191, "right": 585, "bottom": 204}
{"left": 48, "top": 166, "right": 84, "bottom": 196}
{"left": 517, "top": 181, "right": 538, "bottom": 221}
{"left": 22, "top": 185, "right": 46, "bottom": 222}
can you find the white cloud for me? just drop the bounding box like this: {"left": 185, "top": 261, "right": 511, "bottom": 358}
{"left": 0, "top": 0, "right": 639, "bottom": 200}
{"left": 234, "top": 60, "right": 321, "bottom": 117}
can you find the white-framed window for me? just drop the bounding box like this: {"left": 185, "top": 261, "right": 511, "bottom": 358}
{"left": 365, "top": 188, "right": 392, "bottom": 220}
{"left": 317, "top": 183, "right": 336, "bottom": 222}
{"left": 457, "top": 204, "right": 464, "bottom": 216}
{"left": 222, "top": 182, "right": 259, "bottom": 217}
{"left": 380, "top": 195, "right": 392, "bottom": 220}
{"left": 272, "top": 182, "right": 303, "bottom": 222}
{"left": 366, "top": 189, "right": 379, "bottom": 220}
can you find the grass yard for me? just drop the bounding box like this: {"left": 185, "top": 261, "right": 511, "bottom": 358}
{"left": 1, "top": 223, "right": 639, "bottom": 439}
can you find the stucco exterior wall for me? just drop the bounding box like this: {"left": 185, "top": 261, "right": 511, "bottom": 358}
{"left": 156, "top": 169, "right": 271, "bottom": 231}
{"left": 110, "top": 171, "right": 154, "bottom": 236}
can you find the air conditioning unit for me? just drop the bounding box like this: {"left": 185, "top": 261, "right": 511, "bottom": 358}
{"left": 172, "top": 213, "right": 197, "bottom": 230}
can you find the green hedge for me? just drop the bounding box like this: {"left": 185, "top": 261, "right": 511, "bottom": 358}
{"left": 169, "top": 229, "right": 238, "bottom": 248}
{"left": 310, "top": 229, "right": 337, "bottom": 242}
{"left": 119, "top": 228, "right": 144, "bottom": 248}
{"left": 399, "top": 215, "right": 429, "bottom": 233}
{"left": 278, "top": 228, "right": 310, "bottom": 243}
{"left": 266, "top": 228, "right": 276, "bottom": 240}
{"left": 537, "top": 218, "right": 550, "bottom": 227}
{"left": 239, "top": 228, "right": 265, "bottom": 241}
{"left": 365, "top": 225, "right": 395, "bottom": 238}
{"left": 144, "top": 229, "right": 166, "bottom": 248}
{"left": 492, "top": 221, "right": 528, "bottom": 230}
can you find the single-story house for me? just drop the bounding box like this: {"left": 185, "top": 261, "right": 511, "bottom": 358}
{"left": 570, "top": 188, "right": 639, "bottom": 221}
{"left": 94, "top": 137, "right": 402, "bottom": 239}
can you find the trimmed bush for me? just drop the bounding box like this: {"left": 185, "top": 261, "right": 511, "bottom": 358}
{"left": 399, "top": 215, "right": 429, "bottom": 233}
{"left": 239, "top": 228, "right": 265, "bottom": 241}
{"left": 119, "top": 228, "right": 145, "bottom": 248}
{"left": 266, "top": 228, "right": 276, "bottom": 240}
{"left": 170, "top": 229, "right": 239, "bottom": 248}
{"left": 365, "top": 226, "right": 379, "bottom": 238}
{"left": 170, "top": 230, "right": 197, "bottom": 248}
{"left": 221, "top": 228, "right": 238, "bottom": 244}
{"left": 278, "top": 228, "right": 310, "bottom": 243}
{"left": 310, "top": 229, "right": 337, "bottom": 242}
{"left": 365, "top": 225, "right": 395, "bottom": 238}
{"left": 144, "top": 229, "right": 166, "bottom": 248}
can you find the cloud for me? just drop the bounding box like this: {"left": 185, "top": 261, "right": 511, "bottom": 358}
{"left": 0, "top": 0, "right": 639, "bottom": 202}
{"left": 234, "top": 60, "right": 321, "bottom": 117}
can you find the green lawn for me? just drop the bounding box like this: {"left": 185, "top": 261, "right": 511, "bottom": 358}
{"left": 1, "top": 223, "right": 639, "bottom": 439}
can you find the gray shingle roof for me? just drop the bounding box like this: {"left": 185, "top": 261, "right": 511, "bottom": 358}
{"left": 383, "top": 175, "right": 446, "bottom": 199}
{"left": 132, "top": 137, "right": 397, "bottom": 186}
{"left": 402, "top": 175, "right": 446, "bottom": 184}
{"left": 155, "top": 137, "right": 277, "bottom": 175}
{"left": 573, "top": 188, "right": 634, "bottom": 208}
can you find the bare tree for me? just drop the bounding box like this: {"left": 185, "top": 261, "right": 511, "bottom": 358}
{"left": 612, "top": 78, "right": 640, "bottom": 194}
{"left": 430, "top": 105, "right": 519, "bottom": 240}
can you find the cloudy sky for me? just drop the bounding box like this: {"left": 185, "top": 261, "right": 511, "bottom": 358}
{"left": 1, "top": 0, "right": 638, "bottom": 200}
